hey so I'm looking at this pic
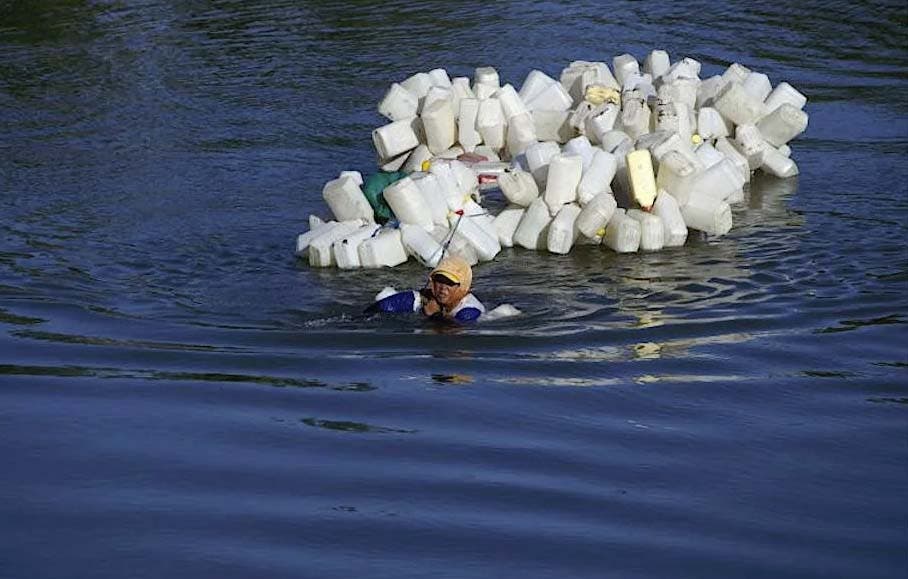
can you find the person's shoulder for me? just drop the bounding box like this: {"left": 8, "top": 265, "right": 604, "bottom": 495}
{"left": 451, "top": 293, "right": 485, "bottom": 322}
{"left": 370, "top": 290, "right": 420, "bottom": 313}
{"left": 457, "top": 293, "right": 485, "bottom": 313}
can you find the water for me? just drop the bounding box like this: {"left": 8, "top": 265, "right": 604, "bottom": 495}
{"left": 1, "top": 1, "right": 906, "bottom": 577}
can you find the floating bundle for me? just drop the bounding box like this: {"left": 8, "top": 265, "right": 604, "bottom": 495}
{"left": 296, "top": 51, "right": 808, "bottom": 268}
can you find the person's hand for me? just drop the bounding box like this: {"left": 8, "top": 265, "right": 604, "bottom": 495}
{"left": 419, "top": 287, "right": 434, "bottom": 301}
{"left": 422, "top": 298, "right": 441, "bottom": 317}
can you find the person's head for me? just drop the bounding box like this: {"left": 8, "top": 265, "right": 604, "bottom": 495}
{"left": 428, "top": 256, "right": 472, "bottom": 309}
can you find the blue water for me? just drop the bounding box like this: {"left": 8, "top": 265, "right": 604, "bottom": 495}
{"left": 1, "top": 1, "right": 906, "bottom": 577}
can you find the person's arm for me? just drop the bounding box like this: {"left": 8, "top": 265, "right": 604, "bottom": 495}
{"left": 452, "top": 307, "right": 482, "bottom": 322}
{"left": 363, "top": 290, "right": 420, "bottom": 314}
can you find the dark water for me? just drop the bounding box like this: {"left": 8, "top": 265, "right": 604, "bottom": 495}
{"left": 2, "top": 1, "right": 907, "bottom": 577}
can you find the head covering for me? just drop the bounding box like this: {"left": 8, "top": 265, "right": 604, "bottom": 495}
{"left": 429, "top": 255, "right": 472, "bottom": 308}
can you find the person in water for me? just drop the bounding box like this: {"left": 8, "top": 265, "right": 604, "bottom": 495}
{"left": 365, "top": 256, "right": 485, "bottom": 322}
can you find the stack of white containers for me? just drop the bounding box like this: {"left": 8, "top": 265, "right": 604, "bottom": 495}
{"left": 297, "top": 51, "right": 808, "bottom": 268}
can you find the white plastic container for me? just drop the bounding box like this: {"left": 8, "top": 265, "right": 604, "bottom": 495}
{"left": 712, "top": 82, "right": 764, "bottom": 126}
{"left": 650, "top": 132, "right": 699, "bottom": 167}
{"left": 681, "top": 192, "right": 732, "bottom": 236}
{"left": 586, "top": 103, "right": 620, "bottom": 144}
{"left": 618, "top": 98, "right": 651, "bottom": 139}
{"left": 498, "top": 169, "right": 539, "bottom": 206}
{"left": 411, "top": 172, "right": 449, "bottom": 226}
{"left": 359, "top": 228, "right": 409, "bottom": 268}
{"left": 383, "top": 176, "right": 434, "bottom": 230}
{"left": 458, "top": 98, "right": 482, "bottom": 151}
{"left": 462, "top": 199, "right": 496, "bottom": 239}
{"left": 494, "top": 84, "right": 528, "bottom": 119}
{"left": 694, "top": 158, "right": 745, "bottom": 203}
{"left": 651, "top": 190, "right": 688, "bottom": 247}
{"left": 763, "top": 81, "right": 807, "bottom": 113}
{"left": 428, "top": 160, "right": 464, "bottom": 210}
{"left": 697, "top": 106, "right": 729, "bottom": 140}
{"left": 401, "top": 72, "right": 433, "bottom": 101}
{"left": 520, "top": 70, "right": 556, "bottom": 103}
{"left": 373, "top": 118, "right": 419, "bottom": 160}
{"left": 493, "top": 205, "right": 525, "bottom": 247}
{"left": 449, "top": 160, "right": 479, "bottom": 198}
{"left": 334, "top": 224, "right": 381, "bottom": 269}
{"left": 379, "top": 151, "right": 408, "bottom": 172}
{"left": 663, "top": 57, "right": 701, "bottom": 82}
{"left": 544, "top": 153, "right": 583, "bottom": 213}
{"left": 532, "top": 110, "right": 573, "bottom": 143}
{"left": 338, "top": 170, "right": 363, "bottom": 186}
{"left": 742, "top": 72, "right": 772, "bottom": 102}
{"left": 761, "top": 145, "right": 800, "bottom": 178}
{"left": 309, "top": 220, "right": 365, "bottom": 267}
{"left": 400, "top": 223, "right": 444, "bottom": 267}
{"left": 656, "top": 150, "right": 701, "bottom": 206}
{"left": 428, "top": 68, "right": 452, "bottom": 88}
{"left": 715, "top": 137, "right": 751, "bottom": 183}
{"left": 422, "top": 86, "right": 453, "bottom": 114}
{"left": 525, "top": 80, "right": 573, "bottom": 112}
{"left": 422, "top": 98, "right": 456, "bottom": 154}
{"left": 474, "top": 66, "right": 500, "bottom": 87}
{"left": 547, "top": 203, "right": 582, "bottom": 254}
{"left": 451, "top": 211, "right": 500, "bottom": 262}
{"left": 694, "top": 141, "right": 726, "bottom": 168}
{"left": 722, "top": 63, "right": 751, "bottom": 85}
{"left": 603, "top": 209, "right": 641, "bottom": 253}
{"left": 697, "top": 75, "right": 727, "bottom": 108}
{"left": 402, "top": 144, "right": 432, "bottom": 173}
{"left": 525, "top": 140, "right": 561, "bottom": 187}
{"left": 734, "top": 124, "right": 768, "bottom": 170}
{"left": 561, "top": 61, "right": 619, "bottom": 100}
{"left": 600, "top": 130, "right": 633, "bottom": 154}
{"left": 477, "top": 98, "right": 506, "bottom": 151}
{"left": 658, "top": 78, "right": 699, "bottom": 111}
{"left": 654, "top": 100, "right": 693, "bottom": 144}
{"left": 296, "top": 219, "right": 338, "bottom": 256}
{"left": 506, "top": 111, "right": 537, "bottom": 157}
{"left": 513, "top": 197, "right": 553, "bottom": 250}
{"left": 626, "top": 209, "right": 664, "bottom": 251}
{"left": 473, "top": 82, "right": 497, "bottom": 101}
{"left": 323, "top": 175, "right": 375, "bottom": 223}
{"left": 378, "top": 83, "right": 418, "bottom": 121}
{"left": 612, "top": 53, "right": 640, "bottom": 87}
{"left": 644, "top": 50, "right": 670, "bottom": 78}
{"left": 756, "top": 103, "right": 808, "bottom": 147}
{"left": 451, "top": 76, "right": 475, "bottom": 105}
{"left": 563, "top": 136, "right": 596, "bottom": 171}
{"left": 446, "top": 232, "right": 479, "bottom": 266}
{"left": 577, "top": 149, "right": 617, "bottom": 205}
{"left": 576, "top": 191, "right": 618, "bottom": 238}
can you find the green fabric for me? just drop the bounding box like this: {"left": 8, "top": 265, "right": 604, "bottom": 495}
{"left": 362, "top": 171, "right": 408, "bottom": 224}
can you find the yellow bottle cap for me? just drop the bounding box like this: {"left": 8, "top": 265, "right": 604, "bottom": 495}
{"left": 596, "top": 227, "right": 607, "bottom": 237}
{"left": 421, "top": 160, "right": 431, "bottom": 172}
{"left": 691, "top": 133, "right": 703, "bottom": 145}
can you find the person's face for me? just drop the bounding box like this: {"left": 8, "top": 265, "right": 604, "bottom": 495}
{"left": 431, "top": 275, "right": 460, "bottom": 308}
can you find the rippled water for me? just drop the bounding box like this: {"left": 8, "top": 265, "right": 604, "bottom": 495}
{"left": 2, "top": 1, "right": 906, "bottom": 577}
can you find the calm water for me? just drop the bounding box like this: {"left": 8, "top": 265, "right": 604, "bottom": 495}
{"left": 1, "top": 1, "right": 906, "bottom": 577}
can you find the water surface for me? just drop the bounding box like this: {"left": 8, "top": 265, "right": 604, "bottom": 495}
{"left": 1, "top": 1, "right": 906, "bottom": 578}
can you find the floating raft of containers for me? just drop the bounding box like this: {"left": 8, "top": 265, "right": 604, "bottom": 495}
{"left": 296, "top": 51, "right": 808, "bottom": 269}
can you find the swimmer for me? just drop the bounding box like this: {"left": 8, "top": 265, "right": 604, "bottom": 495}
{"left": 364, "top": 256, "right": 485, "bottom": 322}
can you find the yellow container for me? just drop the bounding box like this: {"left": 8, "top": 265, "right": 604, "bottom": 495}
{"left": 626, "top": 149, "right": 657, "bottom": 210}
{"left": 584, "top": 85, "right": 621, "bottom": 107}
